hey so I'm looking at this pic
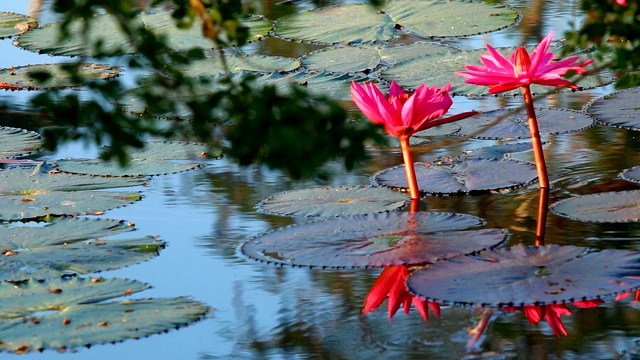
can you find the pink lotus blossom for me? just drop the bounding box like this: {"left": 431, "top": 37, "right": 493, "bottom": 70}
{"left": 617, "top": 0, "right": 628, "bottom": 6}
{"left": 455, "top": 31, "right": 593, "bottom": 94}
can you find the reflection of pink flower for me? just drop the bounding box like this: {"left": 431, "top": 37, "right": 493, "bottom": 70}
{"left": 504, "top": 300, "right": 604, "bottom": 337}
{"left": 455, "top": 31, "right": 593, "bottom": 94}
{"left": 363, "top": 265, "right": 440, "bottom": 321}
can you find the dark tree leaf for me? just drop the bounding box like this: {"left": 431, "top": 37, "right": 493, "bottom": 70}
{"left": 241, "top": 211, "right": 507, "bottom": 268}
{"left": 371, "top": 159, "right": 537, "bottom": 196}
{"left": 407, "top": 244, "right": 640, "bottom": 307}
{"left": 585, "top": 86, "right": 640, "bottom": 131}
{"left": 550, "top": 190, "right": 640, "bottom": 223}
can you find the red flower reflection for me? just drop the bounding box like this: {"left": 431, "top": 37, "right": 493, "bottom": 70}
{"left": 503, "top": 299, "right": 604, "bottom": 337}
{"left": 363, "top": 265, "right": 440, "bottom": 321}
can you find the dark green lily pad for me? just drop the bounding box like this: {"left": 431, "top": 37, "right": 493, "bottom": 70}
{"left": 584, "top": 87, "right": 640, "bottom": 131}
{"left": 179, "top": 54, "right": 301, "bottom": 77}
{"left": 451, "top": 108, "right": 594, "bottom": 140}
{"left": 241, "top": 211, "right": 508, "bottom": 268}
{"left": 371, "top": 158, "right": 537, "bottom": 196}
{"left": 0, "top": 217, "right": 163, "bottom": 280}
{"left": 382, "top": 46, "right": 612, "bottom": 96}
{"left": 621, "top": 166, "right": 640, "bottom": 184}
{"left": 275, "top": 1, "right": 518, "bottom": 45}
{"left": 0, "top": 12, "right": 37, "bottom": 39}
{"left": 256, "top": 71, "right": 371, "bottom": 101}
{"left": 0, "top": 277, "right": 208, "bottom": 353}
{"left": 0, "top": 126, "right": 42, "bottom": 158}
{"left": 406, "top": 244, "right": 640, "bottom": 307}
{"left": 0, "top": 63, "right": 121, "bottom": 90}
{"left": 550, "top": 190, "right": 640, "bottom": 223}
{"left": 56, "top": 141, "right": 215, "bottom": 177}
{"left": 256, "top": 185, "right": 408, "bottom": 217}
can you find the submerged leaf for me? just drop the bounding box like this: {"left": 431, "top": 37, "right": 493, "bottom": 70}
{"left": 241, "top": 211, "right": 507, "bottom": 268}
{"left": 550, "top": 190, "right": 640, "bottom": 223}
{"left": 372, "top": 159, "right": 537, "bottom": 196}
{"left": 407, "top": 244, "right": 640, "bottom": 307}
{"left": 585, "top": 87, "right": 640, "bottom": 131}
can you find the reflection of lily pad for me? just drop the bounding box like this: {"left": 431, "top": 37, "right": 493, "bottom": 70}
{"left": 550, "top": 191, "right": 640, "bottom": 223}
{"left": 57, "top": 141, "right": 216, "bottom": 177}
{"left": 0, "top": 217, "right": 163, "bottom": 280}
{"left": 621, "top": 166, "right": 640, "bottom": 184}
{"left": 256, "top": 185, "right": 408, "bottom": 217}
{"left": 451, "top": 108, "right": 594, "bottom": 140}
{"left": 0, "top": 64, "right": 121, "bottom": 90}
{"left": 0, "top": 126, "right": 42, "bottom": 158}
{"left": 0, "top": 277, "right": 208, "bottom": 353}
{"left": 585, "top": 87, "right": 640, "bottom": 131}
{"left": 407, "top": 244, "right": 640, "bottom": 307}
{"left": 372, "top": 159, "right": 537, "bottom": 196}
{"left": 241, "top": 211, "right": 507, "bottom": 268}
{"left": 0, "top": 12, "right": 36, "bottom": 39}
{"left": 275, "top": 1, "right": 518, "bottom": 44}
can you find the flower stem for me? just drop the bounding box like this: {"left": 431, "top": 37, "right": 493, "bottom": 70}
{"left": 535, "top": 187, "right": 549, "bottom": 246}
{"left": 399, "top": 136, "right": 421, "bottom": 200}
{"left": 521, "top": 85, "right": 549, "bottom": 189}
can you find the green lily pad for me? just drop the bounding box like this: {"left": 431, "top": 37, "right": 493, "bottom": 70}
{"left": 179, "top": 54, "right": 300, "bottom": 77}
{"left": 0, "top": 63, "right": 122, "bottom": 90}
{"left": 0, "top": 277, "right": 208, "bottom": 353}
{"left": 256, "top": 185, "right": 408, "bottom": 217}
{"left": 0, "top": 126, "right": 42, "bottom": 158}
{"left": 382, "top": 45, "right": 612, "bottom": 96}
{"left": 56, "top": 141, "right": 216, "bottom": 177}
{"left": 371, "top": 158, "right": 537, "bottom": 196}
{"left": 241, "top": 211, "right": 508, "bottom": 268}
{"left": 462, "top": 142, "right": 535, "bottom": 160}
{"left": 0, "top": 217, "right": 163, "bottom": 280}
{"left": 256, "top": 71, "right": 371, "bottom": 101}
{"left": 275, "top": 1, "right": 518, "bottom": 45}
{"left": 451, "top": 108, "right": 595, "bottom": 140}
{"left": 584, "top": 87, "right": 640, "bottom": 131}
{"left": 0, "top": 12, "right": 37, "bottom": 39}
{"left": 621, "top": 165, "right": 640, "bottom": 184}
{"left": 406, "top": 244, "right": 640, "bottom": 307}
{"left": 550, "top": 190, "right": 640, "bottom": 223}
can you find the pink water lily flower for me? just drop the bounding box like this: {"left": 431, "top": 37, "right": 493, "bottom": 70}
{"left": 455, "top": 31, "right": 593, "bottom": 94}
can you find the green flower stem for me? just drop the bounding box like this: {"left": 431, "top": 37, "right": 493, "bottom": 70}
{"left": 399, "top": 136, "right": 421, "bottom": 200}
{"left": 521, "top": 85, "right": 550, "bottom": 189}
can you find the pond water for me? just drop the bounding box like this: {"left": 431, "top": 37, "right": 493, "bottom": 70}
{"left": 3, "top": 0, "right": 640, "bottom": 359}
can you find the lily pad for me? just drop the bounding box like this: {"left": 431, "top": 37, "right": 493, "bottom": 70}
{"left": 406, "top": 244, "right": 640, "bottom": 307}
{"left": 256, "top": 71, "right": 371, "bottom": 101}
{"left": 241, "top": 211, "right": 508, "bottom": 268}
{"left": 550, "top": 190, "right": 640, "bottom": 223}
{"left": 56, "top": 141, "right": 215, "bottom": 177}
{"left": 371, "top": 158, "right": 537, "bottom": 196}
{"left": 462, "top": 142, "right": 535, "bottom": 160}
{"left": 0, "top": 277, "right": 208, "bottom": 353}
{"left": 179, "top": 54, "right": 301, "bottom": 77}
{"left": 0, "top": 217, "right": 163, "bottom": 280}
{"left": 621, "top": 166, "right": 640, "bottom": 184}
{"left": 584, "top": 87, "right": 640, "bottom": 131}
{"left": 0, "top": 12, "right": 36, "bottom": 39}
{"left": 275, "top": 1, "right": 518, "bottom": 45}
{"left": 256, "top": 185, "right": 408, "bottom": 217}
{"left": 0, "top": 63, "right": 121, "bottom": 90}
{"left": 450, "top": 108, "right": 595, "bottom": 140}
{"left": 0, "top": 126, "right": 42, "bottom": 158}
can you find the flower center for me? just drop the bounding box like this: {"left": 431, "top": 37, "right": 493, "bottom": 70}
{"left": 513, "top": 47, "right": 531, "bottom": 76}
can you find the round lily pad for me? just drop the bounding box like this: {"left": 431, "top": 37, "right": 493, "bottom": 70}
{"left": 256, "top": 185, "right": 408, "bottom": 217}
{"left": 0, "top": 12, "right": 37, "bottom": 39}
{"left": 0, "top": 126, "right": 42, "bottom": 158}
{"left": 621, "top": 165, "right": 640, "bottom": 184}
{"left": 550, "top": 190, "right": 640, "bottom": 223}
{"left": 241, "top": 211, "right": 508, "bottom": 268}
{"left": 371, "top": 158, "right": 537, "bottom": 196}
{"left": 462, "top": 142, "right": 535, "bottom": 160}
{"left": 406, "top": 244, "right": 640, "bottom": 307}
{"left": 0, "top": 63, "right": 121, "bottom": 90}
{"left": 584, "top": 87, "right": 640, "bottom": 131}
{"left": 179, "top": 54, "right": 301, "bottom": 77}
{"left": 451, "top": 108, "right": 594, "bottom": 140}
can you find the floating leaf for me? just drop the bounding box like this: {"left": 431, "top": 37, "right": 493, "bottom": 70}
{"left": 372, "top": 158, "right": 537, "bottom": 196}
{"left": 462, "top": 142, "right": 535, "bottom": 160}
{"left": 302, "top": 46, "right": 381, "bottom": 73}
{"left": 179, "top": 54, "right": 300, "bottom": 77}
{"left": 406, "top": 244, "right": 640, "bottom": 307}
{"left": 275, "top": 1, "right": 518, "bottom": 45}
{"left": 241, "top": 211, "right": 507, "bottom": 268}
{"left": 0, "top": 217, "right": 162, "bottom": 280}
{"left": 621, "top": 165, "right": 640, "bottom": 184}
{"left": 450, "top": 108, "right": 594, "bottom": 140}
{"left": 256, "top": 71, "right": 371, "bottom": 101}
{"left": 256, "top": 185, "right": 408, "bottom": 217}
{"left": 0, "top": 12, "right": 37, "bottom": 39}
{"left": 550, "top": 190, "right": 640, "bottom": 223}
{"left": 0, "top": 126, "right": 42, "bottom": 158}
{"left": 56, "top": 141, "right": 215, "bottom": 177}
{"left": 0, "top": 63, "right": 121, "bottom": 90}
{"left": 584, "top": 87, "right": 640, "bottom": 131}
{"left": 0, "top": 277, "right": 208, "bottom": 353}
